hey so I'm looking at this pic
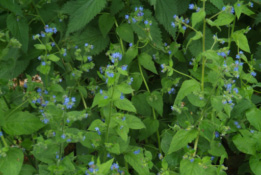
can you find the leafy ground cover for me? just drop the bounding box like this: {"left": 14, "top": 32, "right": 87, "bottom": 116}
{"left": 0, "top": 0, "right": 261, "bottom": 174}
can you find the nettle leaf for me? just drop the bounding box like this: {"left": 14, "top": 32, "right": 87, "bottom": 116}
{"left": 99, "top": 14, "right": 115, "bottom": 38}
{"left": 115, "top": 83, "right": 133, "bottom": 94}
{"left": 208, "top": 141, "right": 227, "bottom": 157}
{"left": 132, "top": 92, "right": 152, "bottom": 116}
{"left": 234, "top": 3, "right": 243, "bottom": 19}
{"left": 3, "top": 111, "right": 44, "bottom": 135}
{"left": 98, "top": 159, "right": 114, "bottom": 174}
{"left": 72, "top": 24, "right": 110, "bottom": 55}
{"left": 19, "top": 164, "right": 37, "bottom": 175}
{"left": 174, "top": 79, "right": 200, "bottom": 106}
{"left": 168, "top": 129, "right": 198, "bottom": 154}
{"left": 110, "top": 0, "right": 124, "bottom": 15}
{"left": 114, "top": 98, "right": 136, "bottom": 113}
{"left": 146, "top": 91, "right": 163, "bottom": 116}
{"left": 246, "top": 108, "right": 261, "bottom": 131}
{"left": 63, "top": 0, "right": 107, "bottom": 34}
{"left": 125, "top": 114, "right": 146, "bottom": 129}
{"left": 138, "top": 53, "right": 158, "bottom": 74}
{"left": 122, "top": 47, "right": 138, "bottom": 65}
{"left": 254, "top": 12, "right": 261, "bottom": 26}
{"left": 209, "top": 0, "right": 224, "bottom": 10}
{"left": 139, "top": 118, "right": 159, "bottom": 140}
{"left": 250, "top": 154, "right": 261, "bottom": 175}
{"left": 232, "top": 31, "right": 250, "bottom": 53}
{"left": 116, "top": 23, "right": 134, "bottom": 43}
{"left": 47, "top": 54, "right": 60, "bottom": 62}
{"left": 7, "top": 14, "right": 29, "bottom": 52}
{"left": 0, "top": 148, "right": 24, "bottom": 175}
{"left": 0, "top": 1, "right": 22, "bottom": 16}
{"left": 155, "top": 0, "right": 189, "bottom": 36}
{"left": 192, "top": 10, "right": 206, "bottom": 27}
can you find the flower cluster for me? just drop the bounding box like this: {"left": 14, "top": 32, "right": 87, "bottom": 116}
{"left": 63, "top": 97, "right": 76, "bottom": 109}
{"left": 33, "top": 25, "right": 57, "bottom": 40}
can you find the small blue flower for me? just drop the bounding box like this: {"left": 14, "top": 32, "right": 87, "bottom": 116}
{"left": 121, "top": 65, "right": 128, "bottom": 71}
{"left": 66, "top": 138, "right": 71, "bottom": 142}
{"left": 0, "top": 131, "right": 3, "bottom": 137}
{"left": 107, "top": 153, "right": 112, "bottom": 158}
{"left": 111, "top": 163, "right": 119, "bottom": 170}
{"left": 237, "top": 3, "right": 240, "bottom": 7}
{"left": 120, "top": 93, "right": 124, "bottom": 100}
{"left": 239, "top": 51, "right": 243, "bottom": 54}
{"left": 61, "top": 134, "right": 66, "bottom": 139}
{"left": 168, "top": 51, "right": 172, "bottom": 55}
{"left": 233, "top": 88, "right": 239, "bottom": 94}
{"left": 133, "top": 149, "right": 140, "bottom": 155}
{"left": 222, "top": 6, "right": 226, "bottom": 11}
{"left": 85, "top": 43, "right": 89, "bottom": 47}
{"left": 132, "top": 18, "right": 137, "bottom": 23}
{"left": 41, "top": 61, "right": 46, "bottom": 66}
{"left": 190, "top": 158, "right": 194, "bottom": 163}
{"left": 182, "top": 26, "right": 187, "bottom": 30}
{"left": 215, "top": 131, "right": 220, "bottom": 138}
{"left": 144, "top": 20, "right": 149, "bottom": 25}
{"left": 44, "top": 90, "right": 48, "bottom": 94}
{"left": 251, "top": 71, "right": 256, "bottom": 77}
{"left": 95, "top": 127, "right": 101, "bottom": 135}
{"left": 230, "top": 7, "right": 235, "bottom": 14}
{"left": 189, "top": 4, "right": 195, "bottom": 10}
{"left": 250, "top": 2, "right": 253, "bottom": 8}
{"left": 88, "top": 161, "right": 94, "bottom": 166}
{"left": 236, "top": 54, "right": 240, "bottom": 59}
{"left": 173, "top": 15, "right": 177, "bottom": 19}
{"left": 250, "top": 130, "right": 255, "bottom": 133}
{"left": 171, "top": 22, "right": 175, "bottom": 28}
{"left": 104, "top": 95, "right": 108, "bottom": 99}
{"left": 125, "top": 15, "right": 129, "bottom": 19}
{"left": 66, "top": 119, "right": 70, "bottom": 123}
{"left": 122, "top": 116, "right": 126, "bottom": 121}
{"left": 211, "top": 156, "right": 215, "bottom": 161}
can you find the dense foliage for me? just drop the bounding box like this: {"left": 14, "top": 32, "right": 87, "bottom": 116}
{"left": 0, "top": 0, "right": 261, "bottom": 174}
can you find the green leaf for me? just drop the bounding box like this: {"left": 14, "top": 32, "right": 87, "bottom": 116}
{"left": 71, "top": 24, "right": 110, "bottom": 55}
{"left": 186, "top": 31, "right": 203, "bottom": 50}
{"left": 0, "top": 1, "right": 22, "bottom": 16}
{"left": 130, "top": 72, "right": 143, "bottom": 91}
{"left": 122, "top": 47, "right": 138, "bottom": 65}
{"left": 168, "top": 129, "right": 198, "bottom": 154}
{"left": 99, "top": 14, "right": 115, "bottom": 38}
{"left": 114, "top": 98, "right": 136, "bottom": 113}
{"left": 63, "top": 0, "right": 107, "bottom": 34}
{"left": 116, "top": 23, "right": 134, "bottom": 43}
{"left": 234, "top": 3, "right": 243, "bottom": 19}
{"left": 232, "top": 31, "right": 250, "bottom": 53}
{"left": 180, "top": 159, "right": 204, "bottom": 175}
{"left": 99, "top": 159, "right": 114, "bottom": 174}
{"left": 138, "top": 53, "right": 158, "bottom": 74}
{"left": 174, "top": 79, "right": 200, "bottom": 106}
{"left": 254, "top": 12, "right": 261, "bottom": 26}
{"left": 131, "top": 93, "right": 152, "bottom": 116}
{"left": 7, "top": 14, "right": 29, "bottom": 52}
{"left": 139, "top": 118, "right": 159, "bottom": 140}
{"left": 213, "top": 12, "right": 235, "bottom": 26}
{"left": 34, "top": 44, "right": 46, "bottom": 50}
{"left": 0, "top": 148, "right": 24, "bottom": 175}
{"left": 32, "top": 142, "right": 59, "bottom": 164}
{"left": 110, "top": 0, "right": 124, "bottom": 15}
{"left": 211, "top": 96, "right": 224, "bottom": 112}
{"left": 125, "top": 114, "right": 146, "bottom": 129}
{"left": 47, "top": 54, "right": 60, "bottom": 62}
{"left": 233, "top": 130, "right": 256, "bottom": 155}
{"left": 242, "top": 5, "right": 255, "bottom": 17}
{"left": 146, "top": 91, "right": 163, "bottom": 116}
{"left": 209, "top": 0, "right": 224, "bottom": 10}
{"left": 124, "top": 149, "right": 150, "bottom": 175}
{"left": 250, "top": 154, "right": 261, "bottom": 175}
{"left": 3, "top": 111, "right": 44, "bottom": 135}
{"left": 208, "top": 141, "right": 227, "bottom": 157}
{"left": 192, "top": 10, "right": 206, "bottom": 27}
{"left": 115, "top": 83, "right": 133, "bottom": 94}
{"left": 246, "top": 108, "right": 261, "bottom": 131}
{"left": 19, "top": 164, "right": 37, "bottom": 175}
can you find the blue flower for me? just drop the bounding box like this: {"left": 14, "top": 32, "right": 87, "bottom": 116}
{"left": 251, "top": 71, "right": 256, "bottom": 77}
{"left": 111, "top": 163, "right": 119, "bottom": 170}
{"left": 132, "top": 18, "right": 137, "bottom": 23}
{"left": 95, "top": 127, "right": 101, "bottom": 135}
{"left": 237, "top": 3, "right": 240, "bottom": 7}
{"left": 133, "top": 149, "right": 140, "bottom": 155}
{"left": 129, "top": 43, "right": 133, "bottom": 47}
{"left": 211, "top": 156, "right": 215, "bottom": 161}
{"left": 190, "top": 158, "right": 194, "bottom": 163}
{"left": 250, "top": 2, "right": 253, "bottom": 7}
{"left": 215, "top": 131, "right": 220, "bottom": 138}
{"left": 88, "top": 161, "right": 94, "bottom": 166}
{"left": 222, "top": 6, "right": 226, "bottom": 11}
{"left": 173, "top": 15, "right": 177, "bottom": 19}
{"left": 250, "top": 130, "right": 255, "bottom": 133}
{"left": 125, "top": 15, "right": 129, "bottom": 19}
{"left": 66, "top": 119, "right": 70, "bottom": 123}
{"left": 107, "top": 72, "right": 114, "bottom": 78}
{"left": 144, "top": 20, "right": 149, "bottom": 25}
{"left": 61, "top": 134, "right": 66, "bottom": 139}
{"left": 230, "top": 7, "right": 235, "bottom": 14}
{"left": 189, "top": 4, "right": 195, "bottom": 10}
{"left": 182, "top": 26, "right": 187, "bottom": 30}
{"left": 104, "top": 96, "right": 108, "bottom": 99}
{"left": 239, "top": 51, "right": 243, "bottom": 54}
{"left": 171, "top": 22, "right": 175, "bottom": 28}
{"left": 233, "top": 88, "right": 239, "bottom": 94}
{"left": 121, "top": 65, "right": 128, "bottom": 71}
{"left": 120, "top": 93, "right": 124, "bottom": 100}
{"left": 236, "top": 54, "right": 240, "bottom": 59}
{"left": 41, "top": 61, "right": 46, "bottom": 66}
{"left": 85, "top": 43, "right": 89, "bottom": 47}
{"left": 0, "top": 131, "right": 3, "bottom": 137}
{"left": 66, "top": 138, "right": 71, "bottom": 142}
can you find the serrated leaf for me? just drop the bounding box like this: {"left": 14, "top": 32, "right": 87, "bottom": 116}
{"left": 0, "top": 1, "right": 22, "bottom": 16}
{"left": 114, "top": 99, "right": 136, "bottom": 113}
{"left": 168, "top": 129, "right": 198, "bottom": 154}
{"left": 180, "top": 159, "right": 205, "bottom": 175}
{"left": 246, "top": 108, "right": 261, "bottom": 131}
{"left": 122, "top": 47, "right": 138, "bottom": 65}
{"left": 192, "top": 10, "right": 206, "bottom": 27}
{"left": 146, "top": 91, "right": 163, "bottom": 116}
{"left": 110, "top": 0, "right": 124, "bottom": 15}
{"left": 7, "top": 14, "right": 29, "bottom": 52}
{"left": 138, "top": 53, "right": 158, "bottom": 74}
{"left": 131, "top": 93, "right": 152, "bottom": 116}
{"left": 254, "top": 12, "right": 261, "bottom": 26}
{"left": 232, "top": 130, "right": 256, "bottom": 155}
{"left": 19, "top": 164, "right": 37, "bottom": 175}
{"left": 116, "top": 23, "right": 134, "bottom": 43}
{"left": 64, "top": 0, "right": 107, "bottom": 34}
{"left": 98, "top": 159, "right": 114, "bottom": 174}
{"left": 209, "top": 0, "right": 224, "bottom": 10}
{"left": 0, "top": 148, "right": 24, "bottom": 175}
{"left": 213, "top": 12, "right": 235, "bottom": 26}
{"left": 3, "top": 111, "right": 44, "bottom": 135}
{"left": 99, "top": 14, "right": 115, "bottom": 38}
{"left": 72, "top": 24, "right": 110, "bottom": 55}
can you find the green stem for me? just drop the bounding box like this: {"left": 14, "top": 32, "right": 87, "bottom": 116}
{"left": 138, "top": 63, "right": 162, "bottom": 153}
{"left": 0, "top": 129, "right": 8, "bottom": 148}
{"left": 228, "top": 18, "right": 236, "bottom": 49}
{"left": 6, "top": 99, "right": 29, "bottom": 119}
{"left": 201, "top": 0, "right": 206, "bottom": 92}
{"left": 172, "top": 68, "right": 196, "bottom": 80}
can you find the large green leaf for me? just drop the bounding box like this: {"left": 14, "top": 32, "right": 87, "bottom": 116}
{"left": 232, "top": 31, "right": 250, "bottom": 53}
{"left": 168, "top": 129, "right": 198, "bottom": 154}
{"left": 138, "top": 53, "right": 158, "bottom": 74}
{"left": 125, "top": 114, "right": 146, "bottom": 129}
{"left": 250, "top": 154, "right": 261, "bottom": 175}
{"left": 19, "top": 164, "right": 37, "bottom": 175}
{"left": 0, "top": 148, "right": 24, "bottom": 175}
{"left": 63, "top": 0, "right": 107, "bottom": 34}
{"left": 131, "top": 93, "right": 152, "bottom": 116}
{"left": 3, "top": 111, "right": 44, "bottom": 135}
{"left": 180, "top": 159, "right": 205, "bottom": 175}
{"left": 114, "top": 98, "right": 136, "bottom": 113}
{"left": 209, "top": 0, "right": 224, "bottom": 10}
{"left": 0, "top": 1, "right": 22, "bottom": 16}
{"left": 191, "top": 10, "right": 206, "bottom": 27}
{"left": 116, "top": 23, "right": 134, "bottom": 43}
{"left": 146, "top": 91, "right": 163, "bottom": 116}
{"left": 232, "top": 130, "right": 256, "bottom": 155}
{"left": 246, "top": 108, "right": 261, "bottom": 131}
{"left": 98, "top": 159, "right": 114, "bottom": 174}
{"left": 174, "top": 79, "right": 200, "bottom": 106}
{"left": 213, "top": 12, "right": 235, "bottom": 26}
{"left": 7, "top": 14, "right": 29, "bottom": 52}
{"left": 139, "top": 118, "right": 159, "bottom": 140}
{"left": 99, "top": 14, "right": 115, "bottom": 38}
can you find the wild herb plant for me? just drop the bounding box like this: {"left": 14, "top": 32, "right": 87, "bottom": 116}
{"left": 0, "top": 0, "right": 261, "bottom": 174}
